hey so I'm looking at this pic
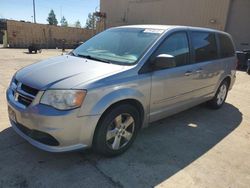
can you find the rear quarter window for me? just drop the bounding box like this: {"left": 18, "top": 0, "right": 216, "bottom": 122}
{"left": 218, "top": 34, "right": 235, "bottom": 58}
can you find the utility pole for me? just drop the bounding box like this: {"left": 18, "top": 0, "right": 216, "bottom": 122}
{"left": 60, "top": 6, "right": 62, "bottom": 21}
{"left": 33, "top": 0, "right": 36, "bottom": 23}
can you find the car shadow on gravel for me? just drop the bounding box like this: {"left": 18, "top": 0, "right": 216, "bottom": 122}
{"left": 0, "top": 103, "right": 242, "bottom": 188}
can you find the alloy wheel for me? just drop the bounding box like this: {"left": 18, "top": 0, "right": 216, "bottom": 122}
{"left": 106, "top": 113, "right": 135, "bottom": 150}
{"left": 217, "top": 84, "right": 227, "bottom": 105}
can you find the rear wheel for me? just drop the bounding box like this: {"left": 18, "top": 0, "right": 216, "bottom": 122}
{"left": 208, "top": 80, "right": 229, "bottom": 109}
{"left": 93, "top": 104, "right": 140, "bottom": 157}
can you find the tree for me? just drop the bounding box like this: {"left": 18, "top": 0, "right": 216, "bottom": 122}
{"left": 85, "top": 13, "right": 97, "bottom": 29}
{"left": 60, "top": 16, "right": 68, "bottom": 27}
{"left": 47, "top": 9, "right": 58, "bottom": 25}
{"left": 75, "top": 20, "right": 81, "bottom": 28}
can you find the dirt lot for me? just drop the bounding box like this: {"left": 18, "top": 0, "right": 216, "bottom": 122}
{"left": 0, "top": 48, "right": 250, "bottom": 188}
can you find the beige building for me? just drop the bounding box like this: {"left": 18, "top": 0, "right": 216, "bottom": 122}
{"left": 100, "top": 0, "right": 250, "bottom": 50}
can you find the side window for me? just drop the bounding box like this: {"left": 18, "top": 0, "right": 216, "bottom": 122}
{"left": 219, "top": 34, "right": 235, "bottom": 58}
{"left": 191, "top": 31, "right": 218, "bottom": 63}
{"left": 154, "top": 32, "right": 190, "bottom": 67}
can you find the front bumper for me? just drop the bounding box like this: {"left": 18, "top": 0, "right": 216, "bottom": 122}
{"left": 7, "top": 88, "right": 101, "bottom": 152}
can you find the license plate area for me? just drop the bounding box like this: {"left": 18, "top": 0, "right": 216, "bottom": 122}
{"left": 8, "top": 106, "right": 16, "bottom": 123}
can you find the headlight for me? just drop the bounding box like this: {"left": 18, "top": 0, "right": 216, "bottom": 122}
{"left": 40, "top": 90, "right": 87, "bottom": 110}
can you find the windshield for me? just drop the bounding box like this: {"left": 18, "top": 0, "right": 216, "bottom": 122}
{"left": 73, "top": 28, "right": 163, "bottom": 65}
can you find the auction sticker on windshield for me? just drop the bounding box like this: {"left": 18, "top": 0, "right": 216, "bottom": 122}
{"left": 143, "top": 29, "right": 164, "bottom": 34}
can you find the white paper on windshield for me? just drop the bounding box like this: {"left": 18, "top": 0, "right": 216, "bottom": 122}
{"left": 143, "top": 29, "right": 164, "bottom": 34}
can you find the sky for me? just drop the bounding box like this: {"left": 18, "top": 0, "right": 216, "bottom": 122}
{"left": 0, "top": 0, "right": 100, "bottom": 27}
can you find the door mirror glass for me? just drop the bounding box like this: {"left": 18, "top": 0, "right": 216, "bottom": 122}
{"left": 153, "top": 54, "right": 176, "bottom": 70}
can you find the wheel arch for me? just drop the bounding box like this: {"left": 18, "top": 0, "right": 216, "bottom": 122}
{"left": 99, "top": 98, "right": 145, "bottom": 127}
{"left": 215, "top": 75, "right": 232, "bottom": 94}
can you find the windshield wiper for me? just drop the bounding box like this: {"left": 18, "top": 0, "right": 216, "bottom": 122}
{"left": 77, "top": 54, "right": 112, "bottom": 64}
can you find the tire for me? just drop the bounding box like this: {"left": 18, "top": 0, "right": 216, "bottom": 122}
{"left": 207, "top": 80, "right": 229, "bottom": 109}
{"left": 34, "top": 50, "right": 37, "bottom": 54}
{"left": 93, "top": 104, "right": 140, "bottom": 157}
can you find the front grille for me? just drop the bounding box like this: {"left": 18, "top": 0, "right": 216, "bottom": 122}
{"left": 17, "top": 95, "right": 33, "bottom": 106}
{"left": 11, "top": 79, "right": 39, "bottom": 107}
{"left": 21, "top": 84, "right": 38, "bottom": 96}
{"left": 21, "top": 84, "right": 39, "bottom": 96}
{"left": 13, "top": 120, "right": 59, "bottom": 146}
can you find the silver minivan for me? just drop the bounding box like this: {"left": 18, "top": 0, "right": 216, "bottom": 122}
{"left": 7, "top": 25, "right": 237, "bottom": 156}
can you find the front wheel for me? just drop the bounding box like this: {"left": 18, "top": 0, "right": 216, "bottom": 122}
{"left": 93, "top": 104, "right": 140, "bottom": 157}
{"left": 207, "top": 80, "right": 229, "bottom": 109}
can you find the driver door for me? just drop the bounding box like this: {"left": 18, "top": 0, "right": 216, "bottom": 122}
{"left": 150, "top": 31, "right": 199, "bottom": 122}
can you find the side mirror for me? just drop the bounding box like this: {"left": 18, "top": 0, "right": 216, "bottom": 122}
{"left": 152, "top": 54, "right": 176, "bottom": 70}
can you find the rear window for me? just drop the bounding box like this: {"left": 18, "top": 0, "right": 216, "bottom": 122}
{"left": 191, "top": 31, "right": 218, "bottom": 63}
{"left": 218, "top": 34, "right": 235, "bottom": 58}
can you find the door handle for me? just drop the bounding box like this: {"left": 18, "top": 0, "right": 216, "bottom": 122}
{"left": 185, "top": 71, "right": 193, "bottom": 76}
{"left": 196, "top": 68, "right": 203, "bottom": 73}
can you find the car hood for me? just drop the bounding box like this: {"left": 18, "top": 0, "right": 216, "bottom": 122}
{"left": 15, "top": 55, "right": 126, "bottom": 90}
